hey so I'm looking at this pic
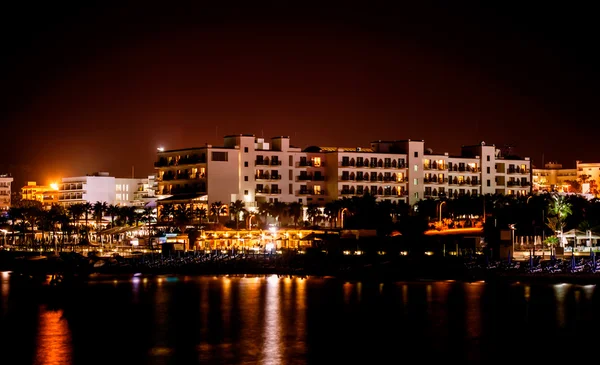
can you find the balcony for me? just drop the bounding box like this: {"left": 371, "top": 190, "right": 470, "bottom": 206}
{"left": 507, "top": 168, "right": 530, "bottom": 174}
{"left": 297, "top": 190, "right": 326, "bottom": 195}
{"left": 296, "top": 161, "right": 326, "bottom": 168}
{"left": 255, "top": 174, "right": 282, "bottom": 181}
{"left": 154, "top": 156, "right": 206, "bottom": 168}
{"left": 255, "top": 160, "right": 282, "bottom": 166}
{"left": 255, "top": 188, "right": 282, "bottom": 195}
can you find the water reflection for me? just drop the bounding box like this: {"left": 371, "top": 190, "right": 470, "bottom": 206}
{"left": 1, "top": 276, "right": 600, "bottom": 364}
{"left": 554, "top": 283, "right": 570, "bottom": 328}
{"left": 35, "top": 307, "right": 72, "bottom": 365}
{"left": 261, "top": 275, "right": 282, "bottom": 365}
{"left": 1, "top": 271, "right": 9, "bottom": 317}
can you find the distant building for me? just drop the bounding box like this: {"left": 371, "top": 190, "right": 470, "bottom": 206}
{"left": 532, "top": 162, "right": 576, "bottom": 193}
{"left": 58, "top": 172, "right": 145, "bottom": 206}
{"left": 154, "top": 135, "right": 532, "bottom": 210}
{"left": 132, "top": 175, "right": 159, "bottom": 208}
{"left": 20, "top": 181, "right": 59, "bottom": 208}
{"left": 533, "top": 161, "right": 600, "bottom": 195}
{"left": 0, "top": 174, "right": 13, "bottom": 211}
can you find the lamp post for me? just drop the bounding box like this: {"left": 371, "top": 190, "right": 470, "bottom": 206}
{"left": 340, "top": 208, "right": 348, "bottom": 229}
{"left": 247, "top": 214, "right": 255, "bottom": 230}
{"left": 438, "top": 201, "right": 446, "bottom": 225}
{"left": 509, "top": 224, "right": 516, "bottom": 258}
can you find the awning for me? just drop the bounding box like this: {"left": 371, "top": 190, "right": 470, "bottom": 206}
{"left": 97, "top": 225, "right": 143, "bottom": 235}
{"left": 158, "top": 193, "right": 208, "bottom": 203}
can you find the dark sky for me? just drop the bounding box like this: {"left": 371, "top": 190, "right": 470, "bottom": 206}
{"left": 1, "top": 2, "right": 598, "bottom": 189}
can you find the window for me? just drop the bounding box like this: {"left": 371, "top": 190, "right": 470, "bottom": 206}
{"left": 244, "top": 147, "right": 248, "bottom": 153}
{"left": 211, "top": 151, "right": 228, "bottom": 161}
{"left": 414, "top": 192, "right": 419, "bottom": 199}
{"left": 414, "top": 165, "right": 418, "bottom": 172}
{"left": 244, "top": 161, "right": 248, "bottom": 167}
{"left": 487, "top": 180, "right": 491, "bottom": 187}
{"left": 487, "top": 167, "right": 490, "bottom": 174}
{"left": 244, "top": 190, "right": 248, "bottom": 195}
{"left": 487, "top": 155, "right": 490, "bottom": 161}
{"left": 414, "top": 151, "right": 418, "bottom": 157}
{"left": 244, "top": 176, "right": 248, "bottom": 181}
{"left": 414, "top": 178, "right": 418, "bottom": 185}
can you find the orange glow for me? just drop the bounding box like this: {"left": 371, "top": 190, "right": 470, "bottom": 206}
{"left": 35, "top": 307, "right": 72, "bottom": 365}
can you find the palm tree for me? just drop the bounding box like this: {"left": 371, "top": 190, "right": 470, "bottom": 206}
{"left": 194, "top": 206, "right": 207, "bottom": 227}
{"left": 210, "top": 201, "right": 223, "bottom": 223}
{"left": 306, "top": 204, "right": 322, "bottom": 226}
{"left": 47, "top": 204, "right": 65, "bottom": 250}
{"left": 229, "top": 200, "right": 246, "bottom": 230}
{"left": 174, "top": 204, "right": 194, "bottom": 233}
{"left": 67, "top": 203, "right": 86, "bottom": 243}
{"left": 93, "top": 201, "right": 108, "bottom": 230}
{"left": 21, "top": 201, "right": 42, "bottom": 246}
{"left": 287, "top": 202, "right": 303, "bottom": 228}
{"left": 7, "top": 206, "right": 24, "bottom": 245}
{"left": 82, "top": 202, "right": 93, "bottom": 243}
{"left": 270, "top": 201, "right": 287, "bottom": 227}
{"left": 547, "top": 193, "right": 573, "bottom": 247}
{"left": 258, "top": 201, "right": 272, "bottom": 227}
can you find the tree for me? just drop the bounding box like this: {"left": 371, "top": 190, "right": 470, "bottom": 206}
{"left": 287, "top": 202, "right": 303, "bottom": 228}
{"left": 229, "top": 200, "right": 246, "bottom": 229}
{"left": 93, "top": 201, "right": 108, "bottom": 230}
{"left": 306, "top": 204, "right": 322, "bottom": 226}
{"left": 270, "top": 201, "right": 287, "bottom": 227}
{"left": 210, "top": 201, "right": 227, "bottom": 223}
{"left": 82, "top": 202, "right": 93, "bottom": 243}
{"left": 67, "top": 203, "right": 86, "bottom": 243}
{"left": 7, "top": 206, "right": 24, "bottom": 245}
{"left": 547, "top": 193, "right": 573, "bottom": 245}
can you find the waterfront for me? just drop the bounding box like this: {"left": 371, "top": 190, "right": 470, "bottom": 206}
{"left": 1, "top": 273, "right": 600, "bottom": 364}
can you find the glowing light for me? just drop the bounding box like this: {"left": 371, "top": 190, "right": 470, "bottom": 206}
{"left": 49, "top": 183, "right": 59, "bottom": 190}
{"left": 157, "top": 147, "right": 165, "bottom": 152}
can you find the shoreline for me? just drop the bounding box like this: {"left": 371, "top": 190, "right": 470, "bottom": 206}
{"left": 4, "top": 250, "right": 600, "bottom": 286}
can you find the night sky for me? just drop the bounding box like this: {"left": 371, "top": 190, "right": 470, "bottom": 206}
{"left": 1, "top": 2, "right": 598, "bottom": 189}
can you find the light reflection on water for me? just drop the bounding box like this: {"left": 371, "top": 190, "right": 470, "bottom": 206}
{"left": 35, "top": 307, "right": 72, "bottom": 365}
{"left": 0, "top": 276, "right": 599, "bottom": 364}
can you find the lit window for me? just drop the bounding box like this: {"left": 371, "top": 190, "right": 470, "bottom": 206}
{"left": 414, "top": 165, "right": 418, "bottom": 172}
{"left": 414, "top": 178, "right": 418, "bottom": 185}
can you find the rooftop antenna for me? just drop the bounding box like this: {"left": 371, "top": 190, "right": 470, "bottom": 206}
{"left": 261, "top": 129, "right": 264, "bottom": 138}
{"left": 132, "top": 166, "right": 135, "bottom": 178}
{"left": 216, "top": 126, "right": 218, "bottom": 140}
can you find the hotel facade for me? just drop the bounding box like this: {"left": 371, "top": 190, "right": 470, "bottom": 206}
{"left": 0, "top": 174, "right": 13, "bottom": 211}
{"left": 533, "top": 161, "right": 600, "bottom": 195}
{"left": 154, "top": 134, "right": 532, "bottom": 210}
{"left": 57, "top": 172, "right": 152, "bottom": 207}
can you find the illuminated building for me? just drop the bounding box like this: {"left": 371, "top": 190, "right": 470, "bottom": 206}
{"left": 155, "top": 135, "right": 532, "bottom": 208}
{"left": 533, "top": 161, "right": 600, "bottom": 196}
{"left": 20, "top": 181, "right": 59, "bottom": 208}
{"left": 57, "top": 172, "right": 147, "bottom": 206}
{"left": 0, "top": 174, "right": 13, "bottom": 211}
{"left": 532, "top": 162, "right": 577, "bottom": 193}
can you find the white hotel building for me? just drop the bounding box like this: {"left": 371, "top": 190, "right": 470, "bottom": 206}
{"left": 57, "top": 172, "right": 148, "bottom": 207}
{"left": 0, "top": 174, "right": 13, "bottom": 211}
{"left": 155, "top": 134, "right": 531, "bottom": 209}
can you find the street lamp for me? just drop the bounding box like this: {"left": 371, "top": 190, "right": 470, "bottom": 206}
{"left": 509, "top": 224, "right": 516, "bottom": 258}
{"left": 247, "top": 214, "right": 255, "bottom": 230}
{"left": 340, "top": 208, "right": 348, "bottom": 228}
{"left": 438, "top": 201, "right": 446, "bottom": 224}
